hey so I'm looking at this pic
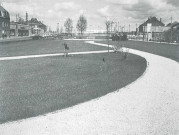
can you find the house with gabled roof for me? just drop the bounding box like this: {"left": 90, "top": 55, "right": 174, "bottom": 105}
{"left": 165, "top": 21, "right": 179, "bottom": 43}
{"left": 138, "top": 16, "right": 167, "bottom": 33}
{"left": 138, "top": 16, "right": 170, "bottom": 41}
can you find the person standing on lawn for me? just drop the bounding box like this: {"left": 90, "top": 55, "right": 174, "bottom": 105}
{"left": 63, "top": 42, "right": 69, "bottom": 57}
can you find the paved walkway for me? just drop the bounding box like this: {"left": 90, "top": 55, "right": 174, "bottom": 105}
{"left": 0, "top": 50, "right": 113, "bottom": 61}
{"left": 0, "top": 41, "right": 178, "bottom": 135}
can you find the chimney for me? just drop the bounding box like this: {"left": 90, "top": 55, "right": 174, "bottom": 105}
{"left": 16, "top": 14, "right": 17, "bottom": 22}
{"left": 160, "top": 18, "right": 162, "bottom": 22}
{"left": 26, "top": 11, "right": 28, "bottom": 23}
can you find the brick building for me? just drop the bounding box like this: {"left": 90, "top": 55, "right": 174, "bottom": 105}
{"left": 0, "top": 5, "right": 10, "bottom": 38}
{"left": 10, "top": 22, "right": 31, "bottom": 37}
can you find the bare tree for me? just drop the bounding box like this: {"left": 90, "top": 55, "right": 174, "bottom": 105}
{"left": 105, "top": 20, "right": 111, "bottom": 35}
{"left": 105, "top": 20, "right": 111, "bottom": 52}
{"left": 76, "top": 15, "right": 87, "bottom": 35}
{"left": 64, "top": 18, "right": 73, "bottom": 35}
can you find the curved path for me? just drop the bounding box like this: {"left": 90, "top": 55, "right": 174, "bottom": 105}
{"left": 0, "top": 41, "right": 178, "bottom": 135}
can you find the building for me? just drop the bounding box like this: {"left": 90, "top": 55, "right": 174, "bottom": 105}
{"left": 165, "top": 22, "right": 179, "bottom": 42}
{"left": 138, "top": 17, "right": 170, "bottom": 41}
{"left": 27, "top": 18, "right": 47, "bottom": 35}
{"left": 0, "top": 5, "right": 10, "bottom": 38}
{"left": 10, "top": 12, "right": 47, "bottom": 37}
{"left": 166, "top": 21, "right": 179, "bottom": 28}
{"left": 139, "top": 17, "right": 165, "bottom": 33}
{"left": 10, "top": 21, "right": 31, "bottom": 37}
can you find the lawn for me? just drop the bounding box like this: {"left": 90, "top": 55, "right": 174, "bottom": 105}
{"left": 0, "top": 40, "right": 146, "bottom": 123}
{"left": 97, "top": 40, "right": 179, "bottom": 62}
{"left": 0, "top": 40, "right": 107, "bottom": 57}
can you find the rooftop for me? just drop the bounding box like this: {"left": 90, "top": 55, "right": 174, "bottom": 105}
{"left": 140, "top": 17, "right": 165, "bottom": 27}
{"left": 0, "top": 5, "right": 10, "bottom": 19}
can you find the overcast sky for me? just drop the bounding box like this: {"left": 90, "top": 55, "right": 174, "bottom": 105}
{"left": 1, "top": 0, "right": 179, "bottom": 31}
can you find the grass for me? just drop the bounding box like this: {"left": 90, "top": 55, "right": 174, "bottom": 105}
{"left": 0, "top": 40, "right": 146, "bottom": 124}
{"left": 97, "top": 40, "right": 179, "bottom": 62}
{"left": 0, "top": 40, "right": 107, "bottom": 57}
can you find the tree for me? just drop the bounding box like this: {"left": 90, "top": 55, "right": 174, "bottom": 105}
{"left": 164, "top": 28, "right": 177, "bottom": 43}
{"left": 105, "top": 20, "right": 111, "bottom": 52}
{"left": 105, "top": 20, "right": 111, "bottom": 35}
{"left": 64, "top": 18, "right": 73, "bottom": 35}
{"left": 60, "top": 26, "right": 64, "bottom": 34}
{"left": 30, "top": 18, "right": 38, "bottom": 23}
{"left": 18, "top": 17, "right": 25, "bottom": 24}
{"left": 76, "top": 15, "right": 87, "bottom": 35}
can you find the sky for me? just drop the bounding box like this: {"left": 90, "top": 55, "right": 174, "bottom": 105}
{"left": 1, "top": 0, "right": 179, "bottom": 31}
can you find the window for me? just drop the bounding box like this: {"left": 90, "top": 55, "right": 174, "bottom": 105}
{"left": 1, "top": 11, "right": 4, "bottom": 17}
{"left": 0, "top": 11, "right": 2, "bottom": 17}
{"left": 7, "top": 12, "right": 9, "bottom": 18}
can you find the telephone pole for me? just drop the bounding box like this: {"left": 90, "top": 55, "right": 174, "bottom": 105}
{"left": 136, "top": 23, "right": 138, "bottom": 40}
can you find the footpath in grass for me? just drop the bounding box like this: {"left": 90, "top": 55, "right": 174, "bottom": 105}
{"left": 97, "top": 40, "right": 179, "bottom": 62}
{"left": 0, "top": 52, "right": 146, "bottom": 124}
